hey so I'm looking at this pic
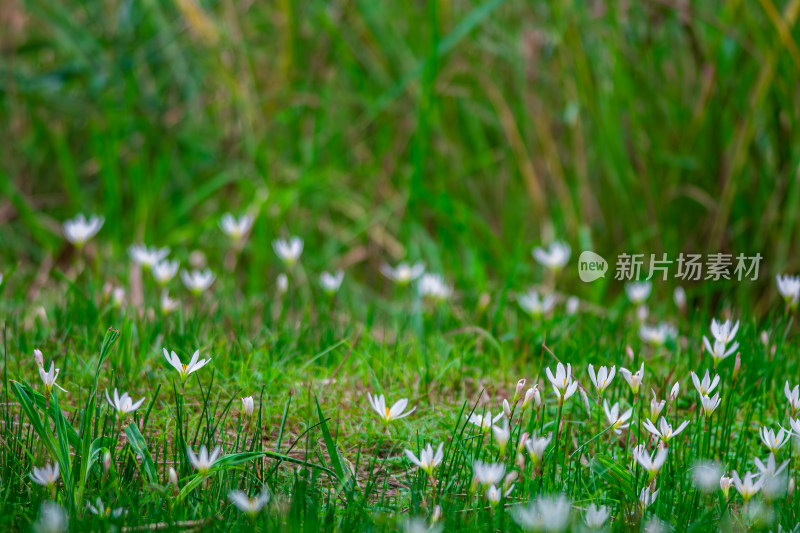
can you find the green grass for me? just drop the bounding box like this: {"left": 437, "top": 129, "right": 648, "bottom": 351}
{"left": 4, "top": 0, "right": 800, "bottom": 530}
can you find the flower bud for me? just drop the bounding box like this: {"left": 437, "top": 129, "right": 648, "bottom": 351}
{"left": 477, "top": 292, "right": 491, "bottom": 313}
{"left": 626, "top": 345, "right": 634, "bottom": 361}
{"left": 33, "top": 349, "right": 43, "bottom": 368}
{"left": 276, "top": 273, "right": 289, "bottom": 295}
{"left": 669, "top": 382, "right": 679, "bottom": 402}
{"left": 516, "top": 452, "right": 525, "bottom": 471}
{"left": 169, "top": 467, "right": 179, "bottom": 488}
{"left": 502, "top": 399, "right": 512, "bottom": 418}
{"left": 241, "top": 396, "right": 255, "bottom": 417}
{"left": 103, "top": 450, "right": 112, "bottom": 475}
{"left": 733, "top": 353, "right": 741, "bottom": 380}
{"left": 432, "top": 505, "right": 442, "bottom": 523}
{"left": 517, "top": 432, "right": 529, "bottom": 453}
{"left": 514, "top": 379, "right": 526, "bottom": 398}
{"left": 503, "top": 471, "right": 518, "bottom": 489}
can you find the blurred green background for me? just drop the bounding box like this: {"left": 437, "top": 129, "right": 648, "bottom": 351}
{"left": 2, "top": 0, "right": 800, "bottom": 311}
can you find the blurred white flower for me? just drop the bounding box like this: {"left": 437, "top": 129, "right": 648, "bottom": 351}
{"left": 162, "top": 348, "right": 212, "bottom": 382}
{"left": 639, "top": 323, "right": 676, "bottom": 346}
{"left": 710, "top": 318, "right": 739, "bottom": 344}
{"left": 152, "top": 259, "right": 179, "bottom": 285}
{"left": 86, "top": 497, "right": 126, "bottom": 518}
{"left": 273, "top": 237, "right": 303, "bottom": 266}
{"left": 566, "top": 296, "right": 579, "bottom": 315}
{"left": 160, "top": 291, "right": 179, "bottom": 314}
{"left": 642, "top": 416, "right": 689, "bottom": 444}
{"left": 492, "top": 418, "right": 511, "bottom": 455}
{"left": 625, "top": 281, "right": 652, "bottom": 305}
{"left": 219, "top": 213, "right": 255, "bottom": 242}
{"left": 105, "top": 388, "right": 145, "bottom": 415}
{"left": 754, "top": 453, "right": 789, "bottom": 500}
{"left": 588, "top": 364, "right": 615, "bottom": 397}
{"left": 759, "top": 426, "right": 789, "bottom": 454}
{"left": 692, "top": 461, "right": 722, "bottom": 493}
{"left": 418, "top": 274, "right": 452, "bottom": 301}
{"left": 180, "top": 269, "right": 215, "bottom": 295}
{"left": 471, "top": 461, "right": 505, "bottom": 490}
{"left": 634, "top": 446, "right": 668, "bottom": 476}
{"left": 187, "top": 444, "right": 221, "bottom": 474}
{"left": 63, "top": 214, "right": 104, "bottom": 248}
{"left": 620, "top": 363, "right": 644, "bottom": 395}
{"left": 404, "top": 443, "right": 444, "bottom": 476}
{"left": 34, "top": 501, "right": 67, "bottom": 533}
{"left": 702, "top": 336, "right": 738, "bottom": 365}
{"left": 673, "top": 286, "right": 686, "bottom": 309}
{"left": 731, "top": 470, "right": 762, "bottom": 502}
{"left": 512, "top": 494, "right": 572, "bottom": 532}
{"left": 776, "top": 274, "right": 800, "bottom": 306}
{"left": 320, "top": 270, "right": 344, "bottom": 294}
{"left": 380, "top": 262, "right": 425, "bottom": 285}
{"left": 524, "top": 433, "right": 552, "bottom": 467}
{"left": 546, "top": 362, "right": 579, "bottom": 403}
{"left": 517, "top": 290, "right": 556, "bottom": 318}
{"left": 604, "top": 400, "right": 632, "bottom": 434}
{"left": 720, "top": 475, "right": 733, "bottom": 498}
{"left": 649, "top": 390, "right": 665, "bottom": 421}
{"left": 34, "top": 348, "right": 44, "bottom": 367}
{"left": 112, "top": 287, "right": 125, "bottom": 308}
{"left": 584, "top": 503, "right": 609, "bottom": 529}
{"left": 403, "top": 517, "right": 443, "bottom": 533}
{"left": 31, "top": 463, "right": 60, "bottom": 488}
{"left": 276, "top": 273, "right": 289, "bottom": 294}
{"left": 532, "top": 241, "right": 571, "bottom": 271}
{"left": 228, "top": 489, "right": 269, "bottom": 515}
{"left": 129, "top": 244, "right": 170, "bottom": 268}
{"left": 366, "top": 392, "right": 415, "bottom": 423}
{"left": 784, "top": 381, "right": 800, "bottom": 415}
{"left": 639, "top": 486, "right": 658, "bottom": 510}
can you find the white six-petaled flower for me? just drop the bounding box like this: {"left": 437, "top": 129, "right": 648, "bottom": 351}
{"left": 366, "top": 392, "right": 415, "bottom": 423}
{"left": 517, "top": 290, "right": 556, "bottom": 318}
{"left": 512, "top": 494, "right": 572, "bottom": 532}
{"left": 759, "top": 426, "right": 789, "bottom": 454}
{"left": 710, "top": 318, "right": 739, "bottom": 344}
{"left": 702, "top": 336, "right": 738, "bottom": 365}
{"left": 467, "top": 410, "right": 503, "bottom": 432}
{"left": 319, "top": 270, "right": 344, "bottom": 294}
{"left": 39, "top": 361, "right": 67, "bottom": 396}
{"left": 532, "top": 241, "right": 571, "bottom": 271}
{"left": 620, "top": 363, "right": 644, "bottom": 395}
{"left": 163, "top": 348, "right": 212, "bottom": 382}
{"left": 604, "top": 400, "right": 632, "bottom": 434}
{"left": 63, "top": 214, "right": 104, "bottom": 248}
{"left": 642, "top": 416, "right": 690, "bottom": 444}
{"left": 472, "top": 461, "right": 505, "bottom": 488}
{"left": 634, "top": 446, "right": 668, "bottom": 477}
{"left": 588, "top": 364, "right": 616, "bottom": 397}
{"left": 690, "top": 370, "right": 720, "bottom": 397}
{"left": 180, "top": 269, "right": 215, "bottom": 294}
{"left": 129, "top": 244, "right": 170, "bottom": 268}
{"left": 152, "top": 259, "right": 179, "bottom": 285}
{"left": 31, "top": 463, "right": 60, "bottom": 487}
{"left": 785, "top": 381, "right": 800, "bottom": 415}
{"left": 86, "top": 498, "right": 126, "bottom": 518}
{"left": 219, "top": 213, "right": 255, "bottom": 242}
{"left": 776, "top": 274, "right": 800, "bottom": 307}
{"left": 417, "top": 274, "right": 452, "bottom": 301}
{"left": 273, "top": 237, "right": 303, "bottom": 266}
{"left": 105, "top": 388, "right": 145, "bottom": 415}
{"left": 639, "top": 322, "right": 677, "bottom": 346}
{"left": 524, "top": 433, "right": 552, "bottom": 466}
{"left": 584, "top": 503, "right": 609, "bottom": 529}
{"left": 187, "top": 445, "right": 222, "bottom": 474}
{"left": 625, "top": 281, "right": 652, "bottom": 305}
{"left": 404, "top": 443, "right": 444, "bottom": 476}
{"left": 731, "top": 470, "right": 762, "bottom": 502}
{"left": 700, "top": 393, "right": 722, "bottom": 417}
{"left": 228, "top": 489, "right": 270, "bottom": 515}
{"left": 546, "top": 362, "right": 579, "bottom": 403}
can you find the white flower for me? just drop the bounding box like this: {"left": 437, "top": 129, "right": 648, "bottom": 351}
{"left": 649, "top": 390, "right": 665, "bottom": 421}
{"left": 417, "top": 274, "right": 452, "bottom": 301}
{"left": 241, "top": 396, "right": 254, "bottom": 416}
{"left": 584, "top": 503, "right": 609, "bottom": 529}
{"left": 129, "top": 244, "right": 170, "bottom": 268}
{"left": 39, "top": 361, "right": 67, "bottom": 396}
{"left": 276, "top": 273, "right": 289, "bottom": 294}
{"left": 517, "top": 290, "right": 556, "bottom": 318}
{"left": 219, "top": 213, "right": 255, "bottom": 242}
{"left": 152, "top": 260, "right": 179, "bottom": 285}
{"left": 754, "top": 453, "right": 790, "bottom": 500}
{"left": 512, "top": 494, "right": 572, "bottom": 532}
{"left": 105, "top": 388, "right": 145, "bottom": 415}
{"left": 588, "top": 365, "right": 616, "bottom": 397}
{"left": 776, "top": 274, "right": 800, "bottom": 306}
{"left": 669, "top": 382, "right": 680, "bottom": 402}
{"left": 180, "top": 269, "right": 215, "bottom": 294}
{"left": 634, "top": 446, "right": 668, "bottom": 476}
{"left": 604, "top": 400, "right": 632, "bottom": 434}
{"left": 112, "top": 287, "right": 125, "bottom": 308}
{"left": 524, "top": 433, "right": 552, "bottom": 466}
{"left": 720, "top": 475, "right": 733, "bottom": 498}
{"left": 700, "top": 393, "right": 722, "bottom": 417}
{"left": 467, "top": 410, "right": 503, "bottom": 432}
{"left": 86, "top": 498, "right": 126, "bottom": 518}
{"left": 546, "top": 362, "right": 579, "bottom": 403}
{"left": 620, "top": 363, "right": 644, "bottom": 395}
{"left": 642, "top": 416, "right": 690, "bottom": 444}
{"left": 639, "top": 323, "right": 676, "bottom": 346}
{"left": 34, "top": 502, "right": 68, "bottom": 533}
{"left": 692, "top": 461, "right": 722, "bottom": 493}
{"left": 273, "top": 237, "right": 303, "bottom": 266}
{"left": 486, "top": 485, "right": 502, "bottom": 505}
{"left": 63, "top": 214, "right": 104, "bottom": 248}
{"left": 404, "top": 443, "right": 444, "bottom": 476}
{"left": 702, "top": 336, "right": 738, "bottom": 364}
{"left": 759, "top": 426, "right": 789, "bottom": 454}
{"left": 228, "top": 489, "right": 269, "bottom": 515}
{"left": 160, "top": 291, "right": 179, "bottom": 314}
{"left": 319, "top": 270, "right": 344, "bottom": 294}
{"left": 690, "top": 370, "right": 720, "bottom": 397}
{"left": 187, "top": 445, "right": 222, "bottom": 474}
{"left": 785, "top": 381, "right": 800, "bottom": 414}
{"left": 472, "top": 461, "right": 505, "bottom": 487}
{"left": 625, "top": 281, "right": 652, "bottom": 305}
{"left": 532, "top": 241, "right": 571, "bottom": 271}
{"left": 710, "top": 318, "right": 739, "bottom": 344}
{"left": 566, "top": 296, "right": 580, "bottom": 315}
{"left": 731, "top": 470, "right": 763, "bottom": 501}
{"left": 403, "top": 517, "right": 443, "bottom": 533}
{"left": 31, "top": 463, "right": 60, "bottom": 487}
{"left": 492, "top": 419, "right": 511, "bottom": 454}
{"left": 673, "top": 286, "right": 686, "bottom": 309}
{"left": 380, "top": 262, "right": 425, "bottom": 285}
{"left": 639, "top": 486, "right": 658, "bottom": 510}
{"left": 163, "top": 348, "right": 212, "bottom": 382}
{"left": 366, "top": 392, "right": 415, "bottom": 423}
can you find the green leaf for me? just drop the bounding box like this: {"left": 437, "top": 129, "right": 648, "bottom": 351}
{"left": 124, "top": 424, "right": 158, "bottom": 484}
{"left": 314, "top": 397, "right": 345, "bottom": 483}
{"left": 591, "top": 453, "right": 635, "bottom": 499}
